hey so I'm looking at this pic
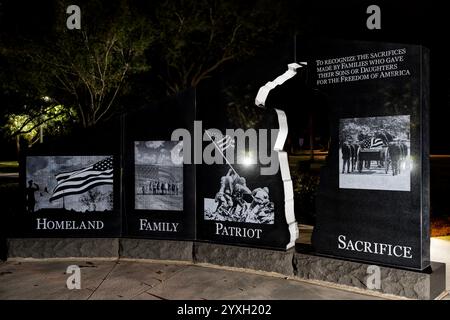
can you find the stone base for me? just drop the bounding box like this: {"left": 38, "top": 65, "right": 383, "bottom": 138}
{"left": 193, "top": 242, "right": 295, "bottom": 276}
{"left": 7, "top": 238, "right": 447, "bottom": 300}
{"left": 120, "top": 238, "right": 193, "bottom": 262}
{"left": 7, "top": 238, "right": 119, "bottom": 258}
{"left": 293, "top": 250, "right": 446, "bottom": 300}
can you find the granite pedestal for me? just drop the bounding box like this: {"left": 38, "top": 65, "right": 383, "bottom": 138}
{"left": 193, "top": 242, "right": 295, "bottom": 276}
{"left": 120, "top": 238, "right": 193, "bottom": 262}
{"left": 293, "top": 250, "right": 446, "bottom": 300}
{"left": 7, "top": 238, "right": 119, "bottom": 258}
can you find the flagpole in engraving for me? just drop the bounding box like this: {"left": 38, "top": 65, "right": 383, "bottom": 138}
{"left": 205, "top": 130, "right": 258, "bottom": 204}
{"left": 204, "top": 130, "right": 239, "bottom": 177}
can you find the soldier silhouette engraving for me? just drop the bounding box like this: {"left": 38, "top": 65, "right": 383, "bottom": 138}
{"left": 25, "top": 180, "right": 39, "bottom": 213}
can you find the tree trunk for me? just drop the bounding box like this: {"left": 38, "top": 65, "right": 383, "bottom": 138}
{"left": 16, "top": 135, "right": 20, "bottom": 159}
{"left": 40, "top": 125, "right": 44, "bottom": 144}
{"left": 309, "top": 113, "right": 314, "bottom": 161}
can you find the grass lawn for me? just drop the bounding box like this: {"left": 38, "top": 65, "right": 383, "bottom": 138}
{"left": 0, "top": 161, "right": 19, "bottom": 196}
{"left": 0, "top": 161, "right": 19, "bottom": 174}
{"left": 432, "top": 216, "right": 450, "bottom": 237}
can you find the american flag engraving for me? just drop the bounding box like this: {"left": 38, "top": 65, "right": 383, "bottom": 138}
{"left": 50, "top": 157, "right": 114, "bottom": 202}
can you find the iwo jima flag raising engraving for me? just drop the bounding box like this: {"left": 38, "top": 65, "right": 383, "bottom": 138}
{"left": 49, "top": 156, "right": 114, "bottom": 202}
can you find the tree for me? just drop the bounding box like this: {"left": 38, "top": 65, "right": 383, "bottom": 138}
{"left": 153, "top": 0, "right": 291, "bottom": 95}
{"left": 80, "top": 189, "right": 104, "bottom": 212}
{"left": 1, "top": 0, "right": 155, "bottom": 128}
{"left": 4, "top": 102, "right": 75, "bottom": 155}
{"left": 0, "top": 33, "right": 75, "bottom": 150}
{"left": 46, "top": 1, "right": 155, "bottom": 127}
{"left": 1, "top": 0, "right": 293, "bottom": 130}
{"left": 0, "top": 83, "right": 76, "bottom": 155}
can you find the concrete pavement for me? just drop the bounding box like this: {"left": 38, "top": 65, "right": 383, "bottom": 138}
{"left": 431, "top": 236, "right": 450, "bottom": 293}
{"left": 0, "top": 259, "right": 384, "bottom": 300}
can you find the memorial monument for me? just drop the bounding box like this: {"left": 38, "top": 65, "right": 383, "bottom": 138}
{"left": 299, "top": 39, "right": 430, "bottom": 270}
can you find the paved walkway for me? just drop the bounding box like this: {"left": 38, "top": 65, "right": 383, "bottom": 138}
{"left": 0, "top": 259, "right": 383, "bottom": 300}
{"left": 431, "top": 236, "right": 450, "bottom": 292}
